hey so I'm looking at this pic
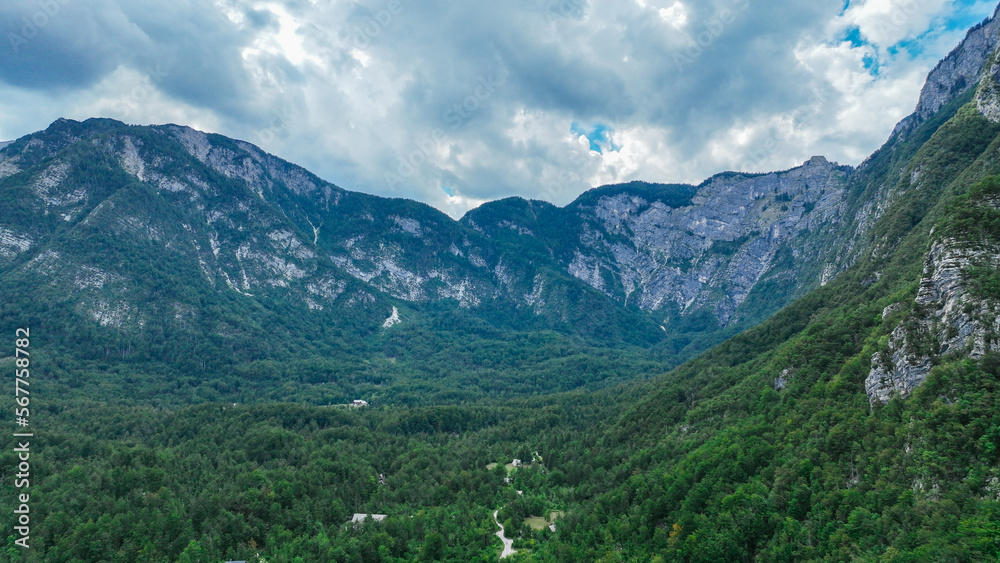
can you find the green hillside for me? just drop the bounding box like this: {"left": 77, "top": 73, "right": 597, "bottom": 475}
{"left": 528, "top": 95, "right": 1000, "bottom": 560}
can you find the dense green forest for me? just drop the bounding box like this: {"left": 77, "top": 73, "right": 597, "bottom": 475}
{"left": 0, "top": 396, "right": 613, "bottom": 561}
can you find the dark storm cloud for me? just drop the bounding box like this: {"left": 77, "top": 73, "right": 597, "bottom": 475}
{"left": 0, "top": 0, "right": 259, "bottom": 117}
{"left": 341, "top": 0, "right": 832, "bottom": 151}
{"left": 0, "top": 0, "right": 143, "bottom": 89}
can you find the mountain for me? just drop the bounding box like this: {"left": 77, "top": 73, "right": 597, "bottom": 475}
{"left": 897, "top": 6, "right": 1000, "bottom": 134}
{"left": 465, "top": 157, "right": 850, "bottom": 348}
{"left": 0, "top": 114, "right": 855, "bottom": 400}
{"left": 3, "top": 4, "right": 1000, "bottom": 562}
{"left": 0, "top": 117, "right": 669, "bottom": 404}
{"left": 23, "top": 20, "right": 998, "bottom": 379}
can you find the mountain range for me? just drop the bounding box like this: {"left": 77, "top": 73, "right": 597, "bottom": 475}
{"left": 0, "top": 17, "right": 985, "bottom": 394}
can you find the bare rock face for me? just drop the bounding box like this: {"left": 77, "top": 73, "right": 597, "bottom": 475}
{"left": 976, "top": 45, "right": 1000, "bottom": 122}
{"left": 834, "top": 14, "right": 1000, "bottom": 283}
{"left": 866, "top": 239, "right": 1000, "bottom": 404}
{"left": 896, "top": 4, "right": 1000, "bottom": 134}
{"left": 866, "top": 322, "right": 935, "bottom": 406}
{"left": 564, "top": 157, "right": 848, "bottom": 326}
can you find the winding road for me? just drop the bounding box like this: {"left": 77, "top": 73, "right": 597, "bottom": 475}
{"left": 493, "top": 509, "right": 517, "bottom": 559}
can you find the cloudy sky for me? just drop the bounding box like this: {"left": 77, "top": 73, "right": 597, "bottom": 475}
{"left": 0, "top": 0, "right": 996, "bottom": 217}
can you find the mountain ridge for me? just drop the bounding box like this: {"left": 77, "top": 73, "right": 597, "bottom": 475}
{"left": 0, "top": 115, "right": 858, "bottom": 369}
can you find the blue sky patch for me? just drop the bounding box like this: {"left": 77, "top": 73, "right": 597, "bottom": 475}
{"left": 843, "top": 26, "right": 865, "bottom": 48}
{"left": 571, "top": 122, "right": 621, "bottom": 154}
{"left": 877, "top": 1, "right": 992, "bottom": 69}
{"left": 862, "top": 53, "right": 880, "bottom": 75}
{"left": 889, "top": 36, "right": 927, "bottom": 59}
{"left": 944, "top": 1, "right": 997, "bottom": 33}
{"left": 837, "top": 26, "right": 878, "bottom": 76}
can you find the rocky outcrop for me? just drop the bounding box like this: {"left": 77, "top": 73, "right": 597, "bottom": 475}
{"left": 895, "top": 4, "right": 1000, "bottom": 135}
{"left": 564, "top": 157, "right": 849, "bottom": 325}
{"left": 866, "top": 239, "right": 1000, "bottom": 404}
{"left": 382, "top": 306, "right": 402, "bottom": 328}
{"left": 976, "top": 44, "right": 1000, "bottom": 122}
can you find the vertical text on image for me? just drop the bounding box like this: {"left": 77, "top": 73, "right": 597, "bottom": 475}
{"left": 13, "top": 327, "right": 32, "bottom": 549}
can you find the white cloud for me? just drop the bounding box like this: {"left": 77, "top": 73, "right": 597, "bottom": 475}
{"left": 0, "top": 0, "right": 995, "bottom": 219}
{"left": 659, "top": 2, "right": 689, "bottom": 29}
{"left": 842, "top": 0, "right": 950, "bottom": 47}
{"left": 350, "top": 48, "right": 372, "bottom": 67}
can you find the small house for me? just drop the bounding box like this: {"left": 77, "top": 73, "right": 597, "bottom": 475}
{"left": 350, "top": 513, "right": 387, "bottom": 527}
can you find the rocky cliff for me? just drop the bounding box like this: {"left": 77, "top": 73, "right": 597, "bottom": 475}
{"left": 467, "top": 157, "right": 850, "bottom": 333}
{"left": 866, "top": 239, "right": 1000, "bottom": 403}
{"left": 896, "top": 3, "right": 1000, "bottom": 135}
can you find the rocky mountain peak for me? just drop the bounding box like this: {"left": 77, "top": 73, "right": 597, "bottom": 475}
{"left": 895, "top": 4, "right": 1000, "bottom": 134}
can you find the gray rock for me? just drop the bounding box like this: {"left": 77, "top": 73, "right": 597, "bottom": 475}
{"left": 565, "top": 157, "right": 849, "bottom": 326}
{"left": 866, "top": 239, "right": 1000, "bottom": 404}
{"left": 896, "top": 5, "right": 1000, "bottom": 135}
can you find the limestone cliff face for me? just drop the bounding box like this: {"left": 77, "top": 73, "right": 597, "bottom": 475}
{"left": 459, "top": 156, "right": 854, "bottom": 338}
{"left": 862, "top": 17, "right": 1000, "bottom": 404}
{"left": 0, "top": 119, "right": 666, "bottom": 345}
{"left": 895, "top": 4, "right": 1000, "bottom": 135}
{"left": 0, "top": 117, "right": 856, "bottom": 350}
{"left": 559, "top": 157, "right": 849, "bottom": 326}
{"left": 822, "top": 11, "right": 1000, "bottom": 286}
{"left": 975, "top": 43, "right": 1000, "bottom": 122}
{"left": 13, "top": 127, "right": 415, "bottom": 336}
{"left": 866, "top": 239, "right": 1000, "bottom": 404}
